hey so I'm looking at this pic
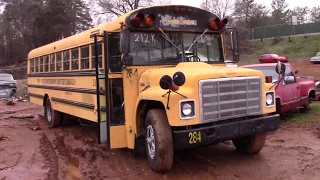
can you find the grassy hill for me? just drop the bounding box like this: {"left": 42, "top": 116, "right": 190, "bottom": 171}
{"left": 238, "top": 34, "right": 320, "bottom": 65}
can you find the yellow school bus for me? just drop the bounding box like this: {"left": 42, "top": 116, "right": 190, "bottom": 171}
{"left": 27, "top": 5, "right": 280, "bottom": 172}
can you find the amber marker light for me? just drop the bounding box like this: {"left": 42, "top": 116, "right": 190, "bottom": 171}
{"left": 144, "top": 14, "right": 155, "bottom": 27}
{"left": 266, "top": 76, "right": 273, "bottom": 83}
{"left": 208, "top": 18, "right": 218, "bottom": 29}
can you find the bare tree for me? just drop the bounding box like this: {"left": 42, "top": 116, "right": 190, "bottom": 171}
{"left": 271, "top": 0, "right": 289, "bottom": 24}
{"left": 88, "top": 0, "right": 171, "bottom": 25}
{"left": 232, "top": 0, "right": 254, "bottom": 28}
{"left": 200, "top": 0, "right": 233, "bottom": 19}
{"left": 287, "top": 6, "right": 310, "bottom": 24}
{"left": 310, "top": 6, "right": 320, "bottom": 22}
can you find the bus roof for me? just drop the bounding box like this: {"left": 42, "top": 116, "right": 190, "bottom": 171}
{"left": 27, "top": 5, "right": 218, "bottom": 59}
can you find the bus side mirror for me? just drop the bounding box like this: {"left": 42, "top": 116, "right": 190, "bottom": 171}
{"left": 120, "top": 29, "right": 130, "bottom": 55}
{"left": 275, "top": 61, "right": 286, "bottom": 76}
{"left": 121, "top": 53, "right": 133, "bottom": 66}
{"left": 120, "top": 29, "right": 132, "bottom": 66}
{"left": 230, "top": 29, "right": 240, "bottom": 62}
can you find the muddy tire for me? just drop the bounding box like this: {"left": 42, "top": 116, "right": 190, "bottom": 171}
{"left": 44, "top": 98, "right": 61, "bottom": 128}
{"left": 232, "top": 133, "right": 267, "bottom": 154}
{"left": 145, "top": 109, "right": 173, "bottom": 172}
{"left": 300, "top": 98, "right": 311, "bottom": 113}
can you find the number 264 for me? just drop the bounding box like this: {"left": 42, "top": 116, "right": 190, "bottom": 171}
{"left": 188, "top": 131, "right": 201, "bottom": 144}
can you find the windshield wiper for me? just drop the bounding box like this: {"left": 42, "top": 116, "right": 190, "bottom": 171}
{"left": 187, "top": 29, "right": 208, "bottom": 51}
{"left": 158, "top": 27, "right": 181, "bottom": 51}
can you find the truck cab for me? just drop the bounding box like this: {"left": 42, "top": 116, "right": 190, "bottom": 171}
{"left": 241, "top": 63, "right": 317, "bottom": 114}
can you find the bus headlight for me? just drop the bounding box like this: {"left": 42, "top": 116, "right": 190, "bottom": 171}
{"left": 182, "top": 103, "right": 192, "bottom": 115}
{"left": 180, "top": 100, "right": 195, "bottom": 119}
{"left": 266, "top": 92, "right": 275, "bottom": 107}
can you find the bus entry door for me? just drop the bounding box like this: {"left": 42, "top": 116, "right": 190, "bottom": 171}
{"left": 93, "top": 31, "right": 127, "bottom": 149}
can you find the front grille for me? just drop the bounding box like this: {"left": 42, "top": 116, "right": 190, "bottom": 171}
{"left": 199, "top": 76, "right": 262, "bottom": 123}
{"left": 0, "top": 85, "right": 11, "bottom": 90}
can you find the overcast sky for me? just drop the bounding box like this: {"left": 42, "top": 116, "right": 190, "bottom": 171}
{"left": 171, "top": 0, "right": 320, "bottom": 9}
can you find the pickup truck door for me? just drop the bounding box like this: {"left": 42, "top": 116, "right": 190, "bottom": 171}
{"left": 281, "top": 66, "right": 301, "bottom": 108}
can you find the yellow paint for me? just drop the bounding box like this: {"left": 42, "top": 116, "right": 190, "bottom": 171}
{"left": 110, "top": 125, "right": 127, "bottom": 148}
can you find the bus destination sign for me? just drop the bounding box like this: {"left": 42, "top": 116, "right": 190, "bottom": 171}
{"left": 159, "top": 14, "right": 197, "bottom": 27}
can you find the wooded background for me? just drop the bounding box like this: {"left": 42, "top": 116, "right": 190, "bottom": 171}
{"left": 0, "top": 0, "right": 319, "bottom": 67}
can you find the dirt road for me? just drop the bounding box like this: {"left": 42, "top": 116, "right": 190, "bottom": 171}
{"left": 1, "top": 61, "right": 320, "bottom": 180}
{"left": 1, "top": 102, "right": 320, "bottom": 180}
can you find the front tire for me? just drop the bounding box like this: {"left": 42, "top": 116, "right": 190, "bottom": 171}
{"left": 44, "top": 98, "right": 61, "bottom": 128}
{"left": 232, "top": 133, "right": 267, "bottom": 154}
{"left": 145, "top": 109, "right": 173, "bottom": 172}
{"left": 300, "top": 97, "right": 311, "bottom": 113}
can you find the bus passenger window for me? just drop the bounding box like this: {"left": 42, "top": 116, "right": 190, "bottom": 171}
{"left": 63, "top": 50, "right": 70, "bottom": 71}
{"left": 81, "top": 46, "right": 89, "bottom": 69}
{"left": 109, "top": 33, "right": 122, "bottom": 72}
{"left": 50, "top": 54, "right": 55, "bottom": 72}
{"left": 56, "top": 52, "right": 62, "bottom": 71}
{"left": 30, "top": 59, "right": 34, "bottom": 73}
{"left": 39, "top": 57, "right": 44, "bottom": 72}
{"left": 35, "top": 58, "right": 39, "bottom": 73}
{"left": 44, "top": 56, "right": 49, "bottom": 72}
{"left": 71, "top": 48, "right": 79, "bottom": 70}
{"left": 91, "top": 43, "right": 102, "bottom": 69}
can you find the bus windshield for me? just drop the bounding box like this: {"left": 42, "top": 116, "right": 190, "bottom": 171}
{"left": 129, "top": 31, "right": 223, "bottom": 65}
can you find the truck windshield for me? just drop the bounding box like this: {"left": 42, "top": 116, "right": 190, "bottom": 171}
{"left": 129, "top": 31, "right": 223, "bottom": 65}
{"left": 245, "top": 66, "right": 279, "bottom": 83}
{"left": 0, "top": 74, "right": 14, "bottom": 81}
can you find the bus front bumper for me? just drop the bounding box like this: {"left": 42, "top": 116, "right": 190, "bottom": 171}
{"left": 172, "top": 114, "right": 280, "bottom": 150}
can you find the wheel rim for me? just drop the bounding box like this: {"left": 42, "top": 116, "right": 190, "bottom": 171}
{"left": 46, "top": 101, "right": 52, "bottom": 123}
{"left": 146, "top": 125, "right": 156, "bottom": 159}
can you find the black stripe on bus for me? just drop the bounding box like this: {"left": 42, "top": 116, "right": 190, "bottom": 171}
{"left": 27, "top": 84, "right": 105, "bottom": 95}
{"left": 29, "top": 93, "right": 43, "bottom": 99}
{"left": 28, "top": 93, "right": 106, "bottom": 112}
{"left": 27, "top": 70, "right": 96, "bottom": 77}
{"left": 51, "top": 97, "right": 106, "bottom": 112}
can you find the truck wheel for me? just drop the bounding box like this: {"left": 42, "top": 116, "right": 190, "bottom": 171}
{"left": 232, "top": 133, "right": 266, "bottom": 154}
{"left": 145, "top": 109, "right": 173, "bottom": 172}
{"left": 300, "top": 98, "right": 311, "bottom": 113}
{"left": 44, "top": 98, "right": 61, "bottom": 128}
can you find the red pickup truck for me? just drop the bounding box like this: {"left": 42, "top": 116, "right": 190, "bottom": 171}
{"left": 241, "top": 63, "right": 318, "bottom": 114}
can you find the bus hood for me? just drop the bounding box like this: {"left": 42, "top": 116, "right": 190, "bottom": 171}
{"left": 139, "top": 62, "right": 265, "bottom": 90}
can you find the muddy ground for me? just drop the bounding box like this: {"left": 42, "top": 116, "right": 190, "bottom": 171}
{"left": 1, "top": 61, "right": 320, "bottom": 180}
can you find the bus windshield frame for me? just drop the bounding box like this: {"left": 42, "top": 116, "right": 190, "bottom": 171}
{"left": 127, "top": 30, "right": 224, "bottom": 66}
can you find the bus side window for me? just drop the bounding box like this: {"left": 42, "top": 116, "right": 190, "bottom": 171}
{"left": 91, "top": 43, "right": 102, "bottom": 69}
{"left": 39, "top": 57, "right": 44, "bottom": 72}
{"left": 56, "top": 52, "right": 62, "bottom": 71}
{"left": 44, "top": 56, "right": 49, "bottom": 72}
{"left": 81, "top": 46, "right": 90, "bottom": 70}
{"left": 50, "top": 54, "right": 55, "bottom": 72}
{"left": 109, "top": 33, "right": 122, "bottom": 73}
{"left": 63, "top": 50, "right": 70, "bottom": 71}
{"left": 72, "top": 48, "right": 79, "bottom": 70}
{"left": 30, "top": 59, "right": 34, "bottom": 73}
{"left": 35, "top": 58, "right": 39, "bottom": 73}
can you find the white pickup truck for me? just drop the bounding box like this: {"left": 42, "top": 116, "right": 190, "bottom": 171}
{"left": 311, "top": 52, "right": 320, "bottom": 64}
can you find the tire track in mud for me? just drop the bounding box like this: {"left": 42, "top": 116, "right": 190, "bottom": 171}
{"left": 52, "top": 132, "right": 69, "bottom": 180}
{"left": 39, "top": 133, "right": 59, "bottom": 180}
